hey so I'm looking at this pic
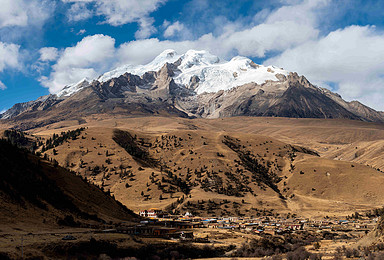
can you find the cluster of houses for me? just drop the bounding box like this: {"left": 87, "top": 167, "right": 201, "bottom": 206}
{"left": 109, "top": 209, "right": 379, "bottom": 240}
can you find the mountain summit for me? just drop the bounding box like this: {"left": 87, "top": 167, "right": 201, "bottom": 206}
{"left": 61, "top": 49, "right": 289, "bottom": 97}
{"left": 2, "top": 49, "right": 384, "bottom": 129}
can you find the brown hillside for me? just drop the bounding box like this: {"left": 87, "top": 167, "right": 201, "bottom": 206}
{"left": 23, "top": 118, "right": 384, "bottom": 218}
{"left": 0, "top": 138, "right": 137, "bottom": 232}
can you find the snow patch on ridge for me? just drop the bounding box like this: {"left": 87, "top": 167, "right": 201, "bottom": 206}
{"left": 56, "top": 78, "right": 90, "bottom": 97}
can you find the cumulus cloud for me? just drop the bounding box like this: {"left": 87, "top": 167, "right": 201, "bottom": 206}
{"left": 220, "top": 0, "right": 329, "bottom": 57}
{"left": 116, "top": 0, "right": 326, "bottom": 64}
{"left": 135, "top": 17, "right": 157, "bottom": 39}
{"left": 0, "top": 41, "right": 20, "bottom": 90}
{"left": 0, "top": 0, "right": 53, "bottom": 90}
{"left": 115, "top": 21, "right": 318, "bottom": 66}
{"left": 33, "top": 47, "right": 59, "bottom": 73}
{"left": 0, "top": 0, "right": 54, "bottom": 44}
{"left": 164, "top": 21, "right": 185, "bottom": 38}
{"left": 265, "top": 25, "right": 384, "bottom": 110}
{"left": 63, "top": 0, "right": 166, "bottom": 38}
{"left": 95, "top": 0, "right": 166, "bottom": 26}
{"left": 0, "top": 0, "right": 52, "bottom": 28}
{"left": 41, "top": 34, "right": 116, "bottom": 93}
{"left": 0, "top": 0, "right": 28, "bottom": 28}
{"left": 0, "top": 42, "right": 20, "bottom": 71}
{"left": 66, "top": 2, "right": 93, "bottom": 22}
{"left": 265, "top": 0, "right": 330, "bottom": 25}
{"left": 39, "top": 47, "right": 59, "bottom": 62}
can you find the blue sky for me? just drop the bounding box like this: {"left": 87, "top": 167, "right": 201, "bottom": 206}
{"left": 1, "top": 0, "right": 384, "bottom": 112}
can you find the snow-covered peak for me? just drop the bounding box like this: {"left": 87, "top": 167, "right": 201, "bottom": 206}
{"left": 56, "top": 78, "right": 90, "bottom": 97}
{"left": 98, "top": 49, "right": 181, "bottom": 82}
{"left": 154, "top": 49, "right": 178, "bottom": 61}
{"left": 57, "top": 49, "right": 290, "bottom": 98}
{"left": 173, "top": 52, "right": 288, "bottom": 94}
{"left": 143, "top": 49, "right": 179, "bottom": 71}
{"left": 178, "top": 50, "right": 220, "bottom": 70}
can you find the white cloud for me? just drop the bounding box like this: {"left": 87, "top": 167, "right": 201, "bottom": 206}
{"left": 0, "top": 81, "right": 6, "bottom": 90}
{"left": 77, "top": 29, "right": 87, "bottom": 35}
{"left": 0, "top": 0, "right": 54, "bottom": 45}
{"left": 116, "top": 21, "right": 318, "bottom": 66}
{"left": 162, "top": 20, "right": 170, "bottom": 28}
{"left": 0, "top": 0, "right": 52, "bottom": 28}
{"left": 220, "top": 21, "right": 318, "bottom": 57}
{"left": 265, "top": 25, "right": 384, "bottom": 111}
{"left": 164, "top": 21, "right": 185, "bottom": 38}
{"left": 0, "top": 42, "right": 20, "bottom": 71}
{"left": 0, "top": 0, "right": 28, "bottom": 28}
{"left": 39, "top": 47, "right": 59, "bottom": 62}
{"left": 41, "top": 34, "right": 116, "bottom": 93}
{"left": 116, "top": 0, "right": 325, "bottom": 64}
{"left": 135, "top": 17, "right": 157, "bottom": 39}
{"left": 94, "top": 0, "right": 166, "bottom": 26}
{"left": 63, "top": 0, "right": 166, "bottom": 38}
{"left": 220, "top": 0, "right": 329, "bottom": 57}
{"left": 265, "top": 0, "right": 330, "bottom": 25}
{"left": 33, "top": 47, "right": 59, "bottom": 73}
{"left": 67, "top": 2, "right": 93, "bottom": 22}
{"left": 0, "top": 41, "right": 20, "bottom": 91}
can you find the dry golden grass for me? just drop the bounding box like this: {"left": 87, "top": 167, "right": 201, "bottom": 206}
{"left": 14, "top": 115, "right": 384, "bottom": 217}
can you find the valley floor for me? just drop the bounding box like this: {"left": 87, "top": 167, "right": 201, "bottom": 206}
{"left": 0, "top": 216, "right": 377, "bottom": 259}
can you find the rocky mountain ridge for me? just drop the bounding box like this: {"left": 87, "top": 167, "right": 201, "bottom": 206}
{"left": 1, "top": 49, "right": 384, "bottom": 128}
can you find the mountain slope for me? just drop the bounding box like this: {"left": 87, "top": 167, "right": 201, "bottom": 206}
{"left": 262, "top": 76, "right": 361, "bottom": 119}
{"left": 34, "top": 125, "right": 384, "bottom": 217}
{"left": 180, "top": 73, "right": 365, "bottom": 120}
{"left": 0, "top": 138, "right": 137, "bottom": 228}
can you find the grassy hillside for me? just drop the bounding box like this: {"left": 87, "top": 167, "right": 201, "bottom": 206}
{"left": 0, "top": 138, "right": 137, "bottom": 230}
{"left": 28, "top": 122, "right": 384, "bottom": 217}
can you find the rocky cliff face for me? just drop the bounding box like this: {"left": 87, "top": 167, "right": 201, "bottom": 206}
{"left": 1, "top": 95, "right": 62, "bottom": 120}
{"left": 2, "top": 50, "right": 383, "bottom": 129}
{"left": 176, "top": 73, "right": 370, "bottom": 121}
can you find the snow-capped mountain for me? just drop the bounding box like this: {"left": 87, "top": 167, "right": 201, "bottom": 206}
{"left": 2, "top": 49, "right": 384, "bottom": 129}
{"left": 175, "top": 52, "right": 287, "bottom": 94}
{"left": 65, "top": 49, "right": 289, "bottom": 97}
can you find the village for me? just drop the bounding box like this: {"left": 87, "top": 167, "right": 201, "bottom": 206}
{"left": 104, "top": 208, "right": 379, "bottom": 243}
